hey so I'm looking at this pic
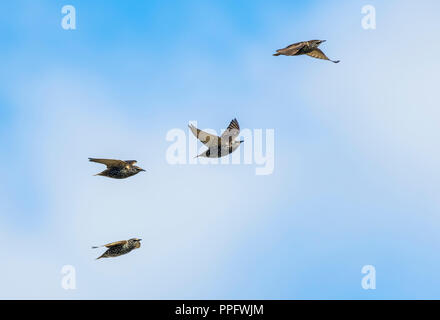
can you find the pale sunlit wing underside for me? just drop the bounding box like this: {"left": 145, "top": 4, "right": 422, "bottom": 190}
{"left": 220, "top": 118, "right": 240, "bottom": 143}
{"left": 189, "top": 124, "right": 221, "bottom": 147}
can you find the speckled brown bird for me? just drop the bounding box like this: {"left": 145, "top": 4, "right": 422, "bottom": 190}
{"left": 92, "top": 238, "right": 142, "bottom": 259}
{"left": 273, "top": 40, "right": 340, "bottom": 63}
{"left": 89, "top": 158, "right": 146, "bottom": 179}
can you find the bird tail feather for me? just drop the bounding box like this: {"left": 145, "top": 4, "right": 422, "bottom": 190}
{"left": 273, "top": 53, "right": 281, "bottom": 56}
{"left": 96, "top": 253, "right": 106, "bottom": 260}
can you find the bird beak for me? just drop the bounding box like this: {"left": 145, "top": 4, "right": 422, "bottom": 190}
{"left": 140, "top": 169, "right": 146, "bottom": 172}
{"left": 320, "top": 40, "right": 326, "bottom": 43}
{"left": 240, "top": 140, "right": 244, "bottom": 143}
{"left": 138, "top": 239, "right": 142, "bottom": 241}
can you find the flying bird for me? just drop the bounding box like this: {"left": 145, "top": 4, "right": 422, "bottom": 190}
{"left": 273, "top": 40, "right": 340, "bottom": 63}
{"left": 92, "top": 238, "right": 142, "bottom": 259}
{"left": 189, "top": 118, "right": 244, "bottom": 158}
{"left": 89, "top": 158, "right": 146, "bottom": 179}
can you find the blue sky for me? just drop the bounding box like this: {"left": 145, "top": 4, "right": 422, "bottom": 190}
{"left": 1, "top": 0, "right": 440, "bottom": 299}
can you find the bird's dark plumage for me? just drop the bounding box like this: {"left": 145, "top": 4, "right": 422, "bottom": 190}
{"left": 89, "top": 158, "right": 146, "bottom": 179}
{"left": 273, "top": 40, "right": 340, "bottom": 63}
{"left": 93, "top": 238, "right": 142, "bottom": 259}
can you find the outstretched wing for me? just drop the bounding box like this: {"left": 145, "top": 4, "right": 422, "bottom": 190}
{"left": 276, "top": 42, "right": 304, "bottom": 56}
{"left": 88, "top": 158, "right": 128, "bottom": 168}
{"left": 189, "top": 124, "right": 220, "bottom": 147}
{"left": 221, "top": 118, "right": 240, "bottom": 143}
{"left": 103, "top": 240, "right": 127, "bottom": 248}
{"left": 124, "top": 160, "right": 137, "bottom": 166}
{"left": 92, "top": 240, "right": 127, "bottom": 249}
{"left": 306, "top": 49, "right": 339, "bottom": 63}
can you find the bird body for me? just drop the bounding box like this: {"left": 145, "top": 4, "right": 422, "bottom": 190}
{"left": 189, "top": 118, "right": 244, "bottom": 158}
{"left": 89, "top": 158, "right": 145, "bottom": 179}
{"left": 201, "top": 143, "right": 242, "bottom": 158}
{"left": 93, "top": 238, "right": 142, "bottom": 259}
{"left": 273, "top": 40, "right": 340, "bottom": 63}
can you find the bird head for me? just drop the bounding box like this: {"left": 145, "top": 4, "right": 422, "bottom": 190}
{"left": 133, "top": 166, "right": 146, "bottom": 173}
{"left": 129, "top": 238, "right": 142, "bottom": 248}
{"left": 232, "top": 140, "right": 244, "bottom": 148}
{"left": 312, "top": 39, "right": 326, "bottom": 47}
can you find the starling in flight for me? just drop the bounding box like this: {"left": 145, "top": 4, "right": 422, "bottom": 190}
{"left": 92, "top": 238, "right": 142, "bottom": 259}
{"left": 189, "top": 118, "right": 244, "bottom": 158}
{"left": 89, "top": 158, "right": 146, "bottom": 179}
{"left": 273, "top": 40, "right": 340, "bottom": 63}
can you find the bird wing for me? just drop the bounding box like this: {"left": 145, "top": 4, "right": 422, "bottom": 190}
{"left": 88, "top": 158, "right": 128, "bottom": 168}
{"left": 306, "top": 49, "right": 331, "bottom": 61}
{"left": 277, "top": 42, "right": 304, "bottom": 55}
{"left": 220, "top": 118, "right": 240, "bottom": 143}
{"left": 124, "top": 160, "right": 137, "bottom": 166}
{"left": 103, "top": 240, "right": 127, "bottom": 248}
{"left": 189, "top": 124, "right": 220, "bottom": 147}
{"left": 92, "top": 240, "right": 127, "bottom": 249}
